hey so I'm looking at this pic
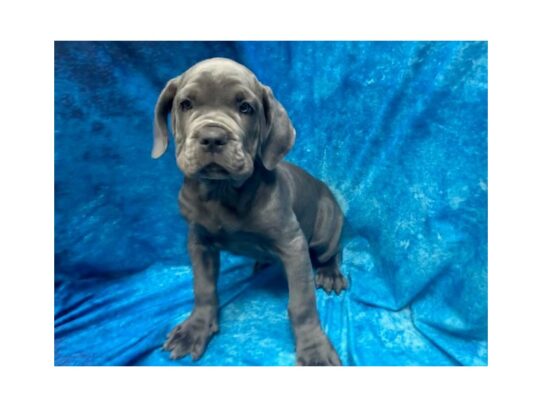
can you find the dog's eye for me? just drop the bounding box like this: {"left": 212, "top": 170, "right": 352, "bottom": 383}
{"left": 180, "top": 99, "right": 193, "bottom": 111}
{"left": 239, "top": 102, "right": 254, "bottom": 114}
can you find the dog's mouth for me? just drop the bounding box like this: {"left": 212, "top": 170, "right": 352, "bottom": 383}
{"left": 198, "top": 163, "right": 231, "bottom": 179}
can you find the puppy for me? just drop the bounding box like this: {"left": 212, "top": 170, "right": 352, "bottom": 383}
{"left": 152, "top": 58, "right": 347, "bottom": 366}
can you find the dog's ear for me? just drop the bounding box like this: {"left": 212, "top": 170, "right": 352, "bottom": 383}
{"left": 152, "top": 78, "right": 178, "bottom": 159}
{"left": 260, "top": 85, "right": 296, "bottom": 170}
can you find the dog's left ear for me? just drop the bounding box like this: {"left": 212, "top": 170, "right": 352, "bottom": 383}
{"left": 260, "top": 85, "right": 296, "bottom": 170}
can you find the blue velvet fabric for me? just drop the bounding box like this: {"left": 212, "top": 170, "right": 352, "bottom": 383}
{"left": 54, "top": 41, "right": 487, "bottom": 366}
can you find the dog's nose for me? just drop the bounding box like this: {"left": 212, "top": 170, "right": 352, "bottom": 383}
{"left": 198, "top": 127, "right": 229, "bottom": 152}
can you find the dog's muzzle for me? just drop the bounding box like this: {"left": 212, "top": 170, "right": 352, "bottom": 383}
{"left": 178, "top": 121, "right": 252, "bottom": 182}
{"left": 196, "top": 125, "right": 230, "bottom": 154}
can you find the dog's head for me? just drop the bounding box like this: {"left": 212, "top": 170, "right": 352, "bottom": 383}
{"left": 152, "top": 58, "right": 296, "bottom": 184}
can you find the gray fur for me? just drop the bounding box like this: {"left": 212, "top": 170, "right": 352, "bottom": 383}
{"left": 154, "top": 58, "right": 347, "bottom": 366}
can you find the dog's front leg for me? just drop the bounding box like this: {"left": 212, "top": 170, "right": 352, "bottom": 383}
{"left": 164, "top": 227, "right": 219, "bottom": 361}
{"left": 278, "top": 226, "right": 341, "bottom": 366}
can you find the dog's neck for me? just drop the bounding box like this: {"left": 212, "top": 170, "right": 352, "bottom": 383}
{"left": 198, "top": 179, "right": 240, "bottom": 203}
{"left": 192, "top": 160, "right": 272, "bottom": 213}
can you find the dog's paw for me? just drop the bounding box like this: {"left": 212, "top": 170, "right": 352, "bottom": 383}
{"left": 296, "top": 334, "right": 341, "bottom": 366}
{"left": 315, "top": 267, "right": 348, "bottom": 295}
{"left": 163, "top": 314, "right": 218, "bottom": 361}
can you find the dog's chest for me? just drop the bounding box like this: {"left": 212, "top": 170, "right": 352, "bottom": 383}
{"left": 180, "top": 193, "right": 274, "bottom": 260}
{"left": 180, "top": 186, "right": 254, "bottom": 233}
{"left": 191, "top": 200, "right": 244, "bottom": 235}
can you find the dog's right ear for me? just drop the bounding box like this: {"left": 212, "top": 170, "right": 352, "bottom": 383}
{"left": 152, "top": 78, "right": 178, "bottom": 159}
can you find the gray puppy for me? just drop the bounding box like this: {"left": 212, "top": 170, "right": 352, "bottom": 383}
{"left": 152, "top": 58, "right": 347, "bottom": 366}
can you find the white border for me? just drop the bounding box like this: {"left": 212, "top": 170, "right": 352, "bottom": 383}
{"left": 2, "top": 1, "right": 542, "bottom": 406}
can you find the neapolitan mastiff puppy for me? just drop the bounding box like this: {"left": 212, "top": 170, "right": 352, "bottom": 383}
{"left": 152, "top": 58, "right": 347, "bottom": 366}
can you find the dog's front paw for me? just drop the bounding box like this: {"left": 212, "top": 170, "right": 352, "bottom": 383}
{"left": 296, "top": 333, "right": 341, "bottom": 366}
{"left": 163, "top": 313, "right": 218, "bottom": 361}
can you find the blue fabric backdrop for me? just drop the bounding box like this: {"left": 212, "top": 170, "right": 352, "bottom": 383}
{"left": 54, "top": 41, "right": 487, "bottom": 366}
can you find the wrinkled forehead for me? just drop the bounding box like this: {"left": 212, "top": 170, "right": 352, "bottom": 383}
{"left": 179, "top": 60, "right": 260, "bottom": 100}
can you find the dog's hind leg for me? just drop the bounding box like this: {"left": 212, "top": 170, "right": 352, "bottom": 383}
{"left": 313, "top": 253, "right": 348, "bottom": 295}
{"left": 309, "top": 195, "right": 348, "bottom": 295}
